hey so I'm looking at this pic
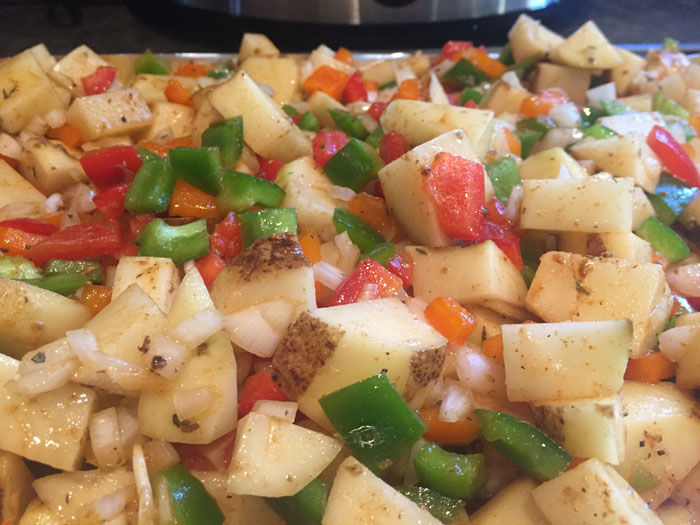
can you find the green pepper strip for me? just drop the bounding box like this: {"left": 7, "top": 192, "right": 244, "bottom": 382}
{"left": 653, "top": 92, "right": 690, "bottom": 119}
{"left": 443, "top": 59, "right": 489, "bottom": 88}
{"left": 282, "top": 104, "right": 300, "bottom": 117}
{"left": 133, "top": 49, "right": 170, "bottom": 75}
{"left": 332, "top": 208, "right": 386, "bottom": 253}
{"left": 515, "top": 130, "right": 541, "bottom": 159}
{"left": 266, "top": 478, "right": 328, "bottom": 525}
{"left": 24, "top": 274, "right": 88, "bottom": 296}
{"left": 413, "top": 441, "right": 486, "bottom": 500}
{"left": 507, "top": 53, "right": 543, "bottom": 80}
{"left": 476, "top": 409, "right": 571, "bottom": 481}
{"left": 217, "top": 169, "right": 286, "bottom": 214}
{"left": 124, "top": 156, "right": 178, "bottom": 215}
{"left": 396, "top": 486, "right": 465, "bottom": 524}
{"left": 580, "top": 106, "right": 606, "bottom": 127}
{"left": 0, "top": 255, "right": 42, "bottom": 280}
{"left": 646, "top": 172, "right": 700, "bottom": 226}
{"left": 135, "top": 219, "right": 210, "bottom": 264}
{"left": 238, "top": 208, "right": 298, "bottom": 247}
{"left": 497, "top": 43, "right": 514, "bottom": 66}
{"left": 319, "top": 372, "right": 427, "bottom": 474}
{"left": 582, "top": 123, "right": 617, "bottom": 139}
{"left": 298, "top": 111, "right": 320, "bottom": 132}
{"left": 153, "top": 465, "right": 224, "bottom": 525}
{"left": 201, "top": 117, "right": 244, "bottom": 168}
{"left": 365, "top": 125, "right": 385, "bottom": 148}
{"left": 363, "top": 242, "right": 395, "bottom": 266}
{"left": 459, "top": 87, "right": 484, "bottom": 106}
{"left": 635, "top": 216, "right": 690, "bottom": 263}
{"left": 323, "top": 138, "right": 384, "bottom": 192}
{"left": 169, "top": 146, "right": 223, "bottom": 196}
{"left": 600, "top": 99, "right": 631, "bottom": 116}
{"left": 486, "top": 155, "right": 521, "bottom": 203}
{"left": 328, "top": 109, "right": 369, "bottom": 140}
{"left": 379, "top": 80, "right": 397, "bottom": 91}
{"left": 45, "top": 258, "right": 103, "bottom": 284}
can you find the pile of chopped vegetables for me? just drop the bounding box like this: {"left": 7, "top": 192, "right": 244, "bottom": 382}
{"left": 1, "top": 15, "right": 700, "bottom": 525}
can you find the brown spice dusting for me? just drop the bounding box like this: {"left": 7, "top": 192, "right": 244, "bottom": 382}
{"left": 151, "top": 355, "right": 167, "bottom": 370}
{"left": 138, "top": 335, "right": 151, "bottom": 353}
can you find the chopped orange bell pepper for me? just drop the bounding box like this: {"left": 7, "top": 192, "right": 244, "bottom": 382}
{"left": 420, "top": 405, "right": 480, "bottom": 446}
{"left": 681, "top": 143, "right": 696, "bottom": 161}
{"left": 334, "top": 47, "right": 354, "bottom": 65}
{"left": 174, "top": 62, "right": 208, "bottom": 77}
{"left": 651, "top": 249, "right": 669, "bottom": 269}
{"left": 520, "top": 88, "right": 568, "bottom": 118}
{"left": 348, "top": 192, "right": 389, "bottom": 233}
{"left": 391, "top": 78, "right": 421, "bottom": 101}
{"left": 138, "top": 139, "right": 169, "bottom": 158}
{"left": 424, "top": 297, "right": 476, "bottom": 345}
{"left": 46, "top": 123, "right": 84, "bottom": 148}
{"left": 38, "top": 212, "right": 64, "bottom": 228}
{"left": 168, "top": 178, "right": 219, "bottom": 217}
{"left": 624, "top": 352, "right": 676, "bottom": 383}
{"left": 504, "top": 128, "right": 522, "bottom": 157}
{"left": 689, "top": 116, "right": 700, "bottom": 136}
{"left": 80, "top": 284, "right": 112, "bottom": 316}
{"left": 164, "top": 79, "right": 193, "bottom": 106}
{"left": 482, "top": 333, "right": 505, "bottom": 366}
{"left": 470, "top": 47, "right": 507, "bottom": 78}
{"left": 303, "top": 66, "right": 350, "bottom": 101}
{"left": 298, "top": 230, "right": 322, "bottom": 264}
{"left": 0, "top": 226, "right": 47, "bottom": 257}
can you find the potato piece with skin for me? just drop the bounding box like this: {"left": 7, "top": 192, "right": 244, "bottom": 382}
{"left": 532, "top": 395, "right": 626, "bottom": 465}
{"left": 228, "top": 412, "right": 341, "bottom": 497}
{"left": 19, "top": 137, "right": 88, "bottom": 195}
{"left": 141, "top": 101, "right": 194, "bottom": 142}
{"left": 533, "top": 458, "right": 663, "bottom": 524}
{"left": 470, "top": 477, "right": 546, "bottom": 525}
{"left": 507, "top": 14, "right": 564, "bottom": 64}
{"left": 520, "top": 177, "right": 635, "bottom": 233}
{"left": 0, "top": 158, "right": 46, "bottom": 209}
{"left": 0, "top": 450, "right": 34, "bottom": 524}
{"left": 112, "top": 256, "right": 180, "bottom": 313}
{"left": 380, "top": 100, "right": 494, "bottom": 160}
{"left": 272, "top": 298, "right": 447, "bottom": 430}
{"left": 526, "top": 252, "right": 672, "bottom": 357}
{"left": 612, "top": 48, "right": 647, "bottom": 96}
{"left": 519, "top": 147, "right": 587, "bottom": 180}
{"left": 0, "top": 353, "right": 97, "bottom": 471}
{"left": 558, "top": 232, "right": 652, "bottom": 263}
{"left": 51, "top": 44, "right": 108, "bottom": 95}
{"left": 241, "top": 57, "right": 300, "bottom": 105}
{"left": 533, "top": 63, "right": 591, "bottom": 105}
{"left": 551, "top": 21, "right": 622, "bottom": 69}
{"left": 238, "top": 33, "right": 280, "bottom": 62}
{"left": 617, "top": 381, "right": 700, "bottom": 509}
{"left": 323, "top": 456, "right": 442, "bottom": 525}
{"left": 407, "top": 242, "right": 528, "bottom": 318}
{"left": 0, "top": 277, "right": 90, "bottom": 359}
{"left": 502, "top": 320, "right": 631, "bottom": 403}
{"left": 208, "top": 70, "right": 312, "bottom": 162}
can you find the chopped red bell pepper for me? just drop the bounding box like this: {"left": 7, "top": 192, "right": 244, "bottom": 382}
{"left": 79, "top": 145, "right": 143, "bottom": 189}
{"left": 379, "top": 131, "right": 408, "bottom": 164}
{"left": 257, "top": 157, "right": 283, "bottom": 182}
{"left": 174, "top": 430, "right": 237, "bottom": 472}
{"left": 195, "top": 252, "right": 226, "bottom": 288}
{"left": 26, "top": 220, "right": 123, "bottom": 263}
{"left": 647, "top": 125, "right": 700, "bottom": 188}
{"left": 0, "top": 226, "right": 47, "bottom": 257}
{"left": 312, "top": 130, "right": 349, "bottom": 168}
{"left": 210, "top": 212, "right": 243, "bottom": 262}
{"left": 81, "top": 66, "right": 117, "bottom": 96}
{"left": 442, "top": 40, "right": 473, "bottom": 61}
{"left": 238, "top": 370, "right": 289, "bottom": 417}
{"left": 0, "top": 218, "right": 58, "bottom": 236}
{"left": 343, "top": 71, "right": 368, "bottom": 104}
{"left": 464, "top": 99, "right": 479, "bottom": 109}
{"left": 485, "top": 197, "right": 513, "bottom": 229}
{"left": 387, "top": 252, "right": 413, "bottom": 287}
{"left": 478, "top": 221, "right": 524, "bottom": 271}
{"left": 114, "top": 214, "right": 153, "bottom": 258}
{"left": 367, "top": 102, "right": 388, "bottom": 121}
{"left": 92, "top": 183, "right": 130, "bottom": 219}
{"left": 329, "top": 258, "right": 404, "bottom": 306}
{"left": 425, "top": 152, "right": 485, "bottom": 241}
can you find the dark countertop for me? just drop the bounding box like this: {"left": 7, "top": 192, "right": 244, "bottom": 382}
{"left": 3, "top": 0, "right": 700, "bottom": 57}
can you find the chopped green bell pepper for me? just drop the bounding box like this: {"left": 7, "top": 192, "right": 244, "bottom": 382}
{"left": 515, "top": 130, "right": 540, "bottom": 159}
{"left": 580, "top": 106, "right": 606, "bottom": 127}
{"left": 44, "top": 259, "right": 103, "bottom": 284}
{"left": 169, "top": 146, "right": 223, "bottom": 195}
{"left": 319, "top": 372, "right": 427, "bottom": 474}
{"left": 328, "top": 110, "right": 369, "bottom": 140}
{"left": 24, "top": 274, "right": 87, "bottom": 296}
{"left": 516, "top": 118, "right": 551, "bottom": 135}
{"left": 646, "top": 193, "right": 677, "bottom": 227}
{"left": 683, "top": 122, "right": 698, "bottom": 142}
{"left": 137, "top": 145, "right": 160, "bottom": 163}
{"left": 582, "top": 123, "right": 617, "bottom": 139}
{"left": 332, "top": 208, "right": 385, "bottom": 253}
{"left": 323, "top": 138, "right": 384, "bottom": 192}
{"left": 486, "top": 156, "right": 521, "bottom": 203}
{"left": 207, "top": 67, "right": 234, "bottom": 79}
{"left": 363, "top": 242, "right": 395, "bottom": 266}
{"left": 365, "top": 125, "right": 385, "bottom": 148}
{"left": 498, "top": 43, "right": 515, "bottom": 66}
{"left": 600, "top": 99, "right": 631, "bottom": 115}
{"left": 459, "top": 87, "right": 484, "bottom": 106}
{"left": 379, "top": 80, "right": 397, "bottom": 91}
{"left": 647, "top": 172, "right": 699, "bottom": 225}
{"left": 507, "top": 53, "right": 543, "bottom": 79}
{"left": 443, "top": 59, "right": 489, "bottom": 87}
{"left": 124, "top": 156, "right": 178, "bottom": 214}
{"left": 266, "top": 478, "right": 328, "bottom": 525}
{"left": 217, "top": 169, "right": 285, "bottom": 213}
{"left": 0, "top": 255, "right": 42, "bottom": 280}
{"left": 663, "top": 36, "right": 680, "bottom": 52}
{"left": 396, "top": 486, "right": 465, "bottom": 524}
{"left": 413, "top": 441, "right": 486, "bottom": 500}
{"left": 133, "top": 49, "right": 170, "bottom": 75}
{"left": 283, "top": 105, "right": 300, "bottom": 117}
{"left": 476, "top": 409, "right": 571, "bottom": 481}
{"left": 201, "top": 117, "right": 244, "bottom": 168}
{"left": 238, "top": 208, "right": 297, "bottom": 247}
{"left": 653, "top": 92, "right": 690, "bottom": 119}
{"left": 299, "top": 111, "right": 320, "bottom": 132}
{"left": 153, "top": 464, "right": 224, "bottom": 525}
{"left": 635, "top": 216, "right": 690, "bottom": 263}
{"left": 135, "top": 219, "right": 210, "bottom": 264}
{"left": 630, "top": 464, "right": 659, "bottom": 492}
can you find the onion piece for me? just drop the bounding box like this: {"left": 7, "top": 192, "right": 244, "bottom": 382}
{"left": 93, "top": 487, "right": 129, "bottom": 521}
{"left": 666, "top": 263, "right": 700, "bottom": 297}
{"left": 439, "top": 380, "right": 473, "bottom": 423}
{"left": 334, "top": 231, "right": 360, "bottom": 274}
{"left": 67, "top": 328, "right": 100, "bottom": 355}
{"left": 549, "top": 102, "right": 582, "bottom": 128}
{"left": 173, "top": 387, "right": 212, "bottom": 420}
{"left": 223, "top": 306, "right": 284, "bottom": 358}
{"left": 328, "top": 185, "right": 356, "bottom": 202}
{"left": 256, "top": 298, "right": 296, "bottom": 334}
{"left": 7, "top": 358, "right": 78, "bottom": 395}
{"left": 90, "top": 407, "right": 124, "bottom": 469}
{"left": 43, "top": 193, "right": 64, "bottom": 213}
{"left": 313, "top": 261, "right": 347, "bottom": 291}
{"left": 132, "top": 443, "right": 156, "bottom": 525}
{"left": 659, "top": 325, "right": 699, "bottom": 362}
{"left": 504, "top": 184, "right": 523, "bottom": 224}
{"left": 142, "top": 440, "right": 180, "bottom": 473}
{"left": 501, "top": 71, "right": 523, "bottom": 90}
{"left": 19, "top": 338, "right": 74, "bottom": 375}
{"left": 406, "top": 297, "right": 428, "bottom": 318}
{"left": 455, "top": 347, "right": 507, "bottom": 397}
{"left": 252, "top": 400, "right": 298, "bottom": 423}
{"left": 156, "top": 477, "right": 174, "bottom": 524}
{"left": 167, "top": 309, "right": 223, "bottom": 351}
{"left": 44, "top": 108, "right": 66, "bottom": 129}
{"left": 117, "top": 403, "right": 139, "bottom": 451}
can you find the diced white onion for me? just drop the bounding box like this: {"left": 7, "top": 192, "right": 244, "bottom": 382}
{"left": 252, "top": 400, "right": 298, "bottom": 423}
{"left": 455, "top": 347, "right": 507, "bottom": 397}
{"left": 93, "top": 488, "right": 129, "bottom": 520}
{"left": 65, "top": 183, "right": 96, "bottom": 214}
{"left": 357, "top": 282, "right": 380, "bottom": 302}
{"left": 19, "top": 338, "right": 74, "bottom": 375}
{"left": 167, "top": 309, "right": 224, "bottom": 350}
{"left": 357, "top": 113, "right": 379, "bottom": 133}
{"left": 313, "top": 261, "right": 347, "bottom": 291}
{"left": 90, "top": 407, "right": 124, "bottom": 469}
{"left": 148, "top": 335, "right": 187, "bottom": 378}
{"left": 156, "top": 477, "right": 174, "bottom": 523}
{"left": 667, "top": 263, "right": 700, "bottom": 296}
{"left": 23, "top": 115, "right": 48, "bottom": 137}
{"left": 117, "top": 403, "right": 139, "bottom": 450}
{"left": 143, "top": 440, "right": 180, "bottom": 473}
{"left": 44, "top": 108, "right": 66, "bottom": 129}
{"left": 255, "top": 298, "right": 296, "bottom": 333}
{"left": 345, "top": 101, "right": 372, "bottom": 114}
{"left": 67, "top": 328, "right": 100, "bottom": 356}
{"left": 43, "top": 193, "right": 64, "bottom": 213}
{"left": 328, "top": 185, "right": 356, "bottom": 202}
{"left": 537, "top": 127, "right": 584, "bottom": 151}
{"left": 439, "top": 380, "right": 472, "bottom": 423}
{"left": 8, "top": 358, "right": 78, "bottom": 395}
{"left": 223, "top": 306, "right": 284, "bottom": 358}
{"left": 132, "top": 443, "right": 156, "bottom": 525}
{"left": 659, "top": 325, "right": 699, "bottom": 362}
{"left": 501, "top": 71, "right": 523, "bottom": 90}
{"left": 549, "top": 102, "right": 582, "bottom": 128}
{"left": 394, "top": 63, "right": 417, "bottom": 84}
{"left": 173, "top": 387, "right": 211, "bottom": 420}
{"left": 432, "top": 59, "right": 455, "bottom": 79}
{"left": 504, "top": 184, "right": 523, "bottom": 224}
{"left": 0, "top": 133, "right": 22, "bottom": 160}
{"left": 334, "top": 231, "right": 360, "bottom": 274}
{"left": 406, "top": 297, "right": 428, "bottom": 317}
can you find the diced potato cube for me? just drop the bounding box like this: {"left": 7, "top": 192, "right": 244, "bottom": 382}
{"left": 526, "top": 251, "right": 672, "bottom": 357}
{"left": 306, "top": 90, "right": 347, "bottom": 128}
{"left": 241, "top": 57, "right": 300, "bottom": 105}
{"left": 507, "top": 14, "right": 564, "bottom": 63}
{"left": 0, "top": 450, "right": 34, "bottom": 524}
{"left": 519, "top": 147, "right": 587, "bottom": 180}
{"left": 675, "top": 327, "right": 700, "bottom": 389}
{"left": 598, "top": 111, "right": 665, "bottom": 137}
{"left": 51, "top": 44, "right": 108, "bottom": 95}
{"left": 309, "top": 47, "right": 355, "bottom": 76}
{"left": 27, "top": 44, "right": 56, "bottom": 74}
{"left": 112, "top": 256, "right": 180, "bottom": 313}
{"left": 18, "top": 137, "right": 87, "bottom": 194}
{"left": 619, "top": 94, "right": 653, "bottom": 113}
{"left": 470, "top": 477, "right": 546, "bottom": 525}
{"left": 238, "top": 33, "right": 280, "bottom": 62}
{"left": 482, "top": 81, "right": 530, "bottom": 116}
{"left": 533, "top": 63, "right": 591, "bottom": 105}
{"left": 558, "top": 232, "right": 652, "bottom": 263}
{"left": 0, "top": 159, "right": 46, "bottom": 209}
{"left": 141, "top": 101, "right": 194, "bottom": 142}
{"left": 551, "top": 21, "right": 622, "bottom": 69}
{"left": 520, "top": 177, "right": 635, "bottom": 233}
{"left": 359, "top": 59, "right": 396, "bottom": 86}
{"left": 633, "top": 186, "right": 655, "bottom": 229}
{"left": 611, "top": 48, "right": 646, "bottom": 96}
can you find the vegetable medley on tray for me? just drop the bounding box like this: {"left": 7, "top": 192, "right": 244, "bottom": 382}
{"left": 1, "top": 12, "right": 700, "bottom": 525}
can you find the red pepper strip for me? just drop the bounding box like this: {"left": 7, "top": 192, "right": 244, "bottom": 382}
{"left": 81, "top": 66, "right": 117, "bottom": 95}
{"left": 442, "top": 40, "right": 472, "bottom": 60}
{"left": 27, "top": 220, "right": 123, "bottom": 263}
{"left": 464, "top": 99, "right": 479, "bottom": 109}
{"left": 210, "top": 212, "right": 243, "bottom": 262}
{"left": 174, "top": 430, "right": 237, "bottom": 473}
{"left": 367, "top": 102, "right": 388, "bottom": 121}
{"left": 93, "top": 183, "right": 130, "bottom": 219}
{"left": 478, "top": 221, "right": 524, "bottom": 271}
{"left": 0, "top": 218, "right": 58, "bottom": 235}
{"left": 647, "top": 125, "right": 700, "bottom": 188}
{"left": 0, "top": 226, "right": 47, "bottom": 257}
{"left": 312, "top": 130, "right": 349, "bottom": 168}
{"left": 79, "top": 145, "right": 143, "bottom": 189}
{"left": 257, "top": 157, "right": 283, "bottom": 182}
{"left": 387, "top": 253, "right": 413, "bottom": 287}
{"left": 238, "top": 371, "right": 289, "bottom": 416}
{"left": 113, "top": 214, "right": 154, "bottom": 258}
{"left": 379, "top": 130, "right": 408, "bottom": 164}
{"left": 195, "top": 252, "right": 227, "bottom": 288}
{"left": 343, "top": 71, "right": 368, "bottom": 104}
{"left": 425, "top": 152, "right": 485, "bottom": 241}
{"left": 329, "top": 258, "right": 404, "bottom": 306}
{"left": 485, "top": 197, "right": 513, "bottom": 229}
